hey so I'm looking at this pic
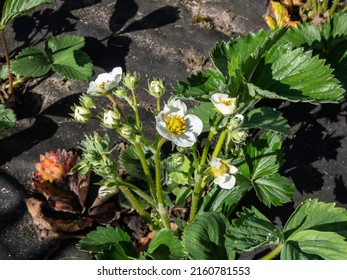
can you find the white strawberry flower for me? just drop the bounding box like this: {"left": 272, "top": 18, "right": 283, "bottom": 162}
{"left": 210, "top": 157, "right": 238, "bottom": 189}
{"left": 87, "top": 67, "right": 123, "bottom": 95}
{"left": 211, "top": 93, "right": 237, "bottom": 116}
{"left": 155, "top": 100, "right": 203, "bottom": 147}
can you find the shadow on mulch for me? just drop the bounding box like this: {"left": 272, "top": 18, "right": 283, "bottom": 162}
{"left": 11, "top": 0, "right": 180, "bottom": 72}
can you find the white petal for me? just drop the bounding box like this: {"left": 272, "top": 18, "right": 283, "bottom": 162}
{"left": 214, "top": 174, "right": 236, "bottom": 189}
{"left": 172, "top": 135, "right": 195, "bottom": 147}
{"left": 95, "top": 72, "right": 111, "bottom": 84}
{"left": 210, "top": 158, "right": 222, "bottom": 169}
{"left": 227, "top": 164, "right": 238, "bottom": 174}
{"left": 211, "top": 93, "right": 228, "bottom": 104}
{"left": 185, "top": 114, "right": 203, "bottom": 136}
{"left": 87, "top": 81, "right": 100, "bottom": 93}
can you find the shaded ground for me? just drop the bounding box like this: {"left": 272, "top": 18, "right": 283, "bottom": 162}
{"left": 0, "top": 0, "right": 346, "bottom": 259}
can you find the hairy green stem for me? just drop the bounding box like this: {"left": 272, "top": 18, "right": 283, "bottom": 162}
{"left": 119, "top": 185, "right": 153, "bottom": 227}
{"left": 117, "top": 179, "right": 157, "bottom": 209}
{"left": 107, "top": 94, "right": 127, "bottom": 123}
{"left": 212, "top": 130, "right": 228, "bottom": 158}
{"left": 188, "top": 129, "right": 217, "bottom": 222}
{"left": 131, "top": 89, "right": 141, "bottom": 129}
{"left": 154, "top": 149, "right": 171, "bottom": 229}
{"left": 156, "top": 97, "right": 161, "bottom": 113}
{"left": 260, "top": 243, "right": 284, "bottom": 260}
{"left": 322, "top": 0, "right": 329, "bottom": 12}
{"left": 134, "top": 141, "right": 156, "bottom": 200}
{"left": 329, "top": 0, "right": 340, "bottom": 16}
{"left": 1, "top": 28, "right": 13, "bottom": 95}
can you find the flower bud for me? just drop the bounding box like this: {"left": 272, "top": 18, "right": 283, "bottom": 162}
{"left": 79, "top": 94, "right": 95, "bottom": 109}
{"left": 114, "top": 86, "right": 127, "bottom": 98}
{"left": 148, "top": 78, "right": 165, "bottom": 98}
{"left": 102, "top": 110, "right": 120, "bottom": 128}
{"left": 123, "top": 72, "right": 139, "bottom": 90}
{"left": 227, "top": 114, "right": 244, "bottom": 130}
{"left": 230, "top": 129, "right": 247, "bottom": 143}
{"left": 119, "top": 124, "right": 136, "bottom": 140}
{"left": 72, "top": 105, "right": 91, "bottom": 123}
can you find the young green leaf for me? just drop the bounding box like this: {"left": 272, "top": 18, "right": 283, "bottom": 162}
{"left": 11, "top": 47, "right": 51, "bottom": 77}
{"left": 225, "top": 206, "right": 283, "bottom": 252}
{"left": 0, "top": 0, "right": 53, "bottom": 28}
{"left": 242, "top": 107, "right": 292, "bottom": 137}
{"left": 147, "top": 230, "right": 184, "bottom": 260}
{"left": 210, "top": 28, "right": 287, "bottom": 78}
{"left": 0, "top": 104, "right": 16, "bottom": 130}
{"left": 173, "top": 70, "right": 226, "bottom": 101}
{"left": 253, "top": 173, "right": 294, "bottom": 207}
{"left": 182, "top": 212, "right": 235, "bottom": 260}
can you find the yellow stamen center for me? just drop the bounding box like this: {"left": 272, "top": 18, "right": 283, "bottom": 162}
{"left": 222, "top": 99, "right": 233, "bottom": 106}
{"left": 165, "top": 115, "right": 186, "bottom": 135}
{"left": 98, "top": 81, "right": 107, "bottom": 90}
{"left": 211, "top": 161, "right": 229, "bottom": 177}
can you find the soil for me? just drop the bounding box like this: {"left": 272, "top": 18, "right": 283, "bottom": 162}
{"left": 0, "top": 0, "right": 347, "bottom": 260}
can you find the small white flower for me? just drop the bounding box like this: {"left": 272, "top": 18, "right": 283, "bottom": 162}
{"left": 73, "top": 106, "right": 90, "bottom": 123}
{"left": 211, "top": 93, "right": 237, "bottom": 115}
{"left": 210, "top": 158, "right": 238, "bottom": 189}
{"left": 103, "top": 110, "right": 119, "bottom": 128}
{"left": 87, "top": 67, "right": 123, "bottom": 95}
{"left": 155, "top": 100, "right": 203, "bottom": 147}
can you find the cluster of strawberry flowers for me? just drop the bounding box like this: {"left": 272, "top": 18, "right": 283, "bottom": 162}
{"left": 72, "top": 67, "right": 246, "bottom": 191}
{"left": 69, "top": 66, "right": 250, "bottom": 230}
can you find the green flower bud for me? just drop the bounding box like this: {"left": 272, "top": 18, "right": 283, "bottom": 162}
{"left": 148, "top": 78, "right": 165, "bottom": 98}
{"left": 119, "top": 124, "right": 136, "bottom": 140}
{"left": 71, "top": 105, "right": 91, "bottom": 123}
{"left": 114, "top": 86, "right": 127, "bottom": 98}
{"left": 230, "top": 129, "right": 247, "bottom": 143}
{"left": 79, "top": 94, "right": 95, "bottom": 109}
{"left": 123, "top": 72, "right": 139, "bottom": 90}
{"left": 102, "top": 110, "right": 120, "bottom": 128}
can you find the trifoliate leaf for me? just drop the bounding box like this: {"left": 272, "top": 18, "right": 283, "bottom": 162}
{"left": 225, "top": 206, "right": 283, "bottom": 252}
{"left": 11, "top": 47, "right": 51, "bottom": 77}
{"left": 147, "top": 230, "right": 184, "bottom": 260}
{"left": 182, "top": 212, "right": 235, "bottom": 260}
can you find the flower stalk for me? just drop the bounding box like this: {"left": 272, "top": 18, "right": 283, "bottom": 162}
{"left": 1, "top": 28, "right": 13, "bottom": 95}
